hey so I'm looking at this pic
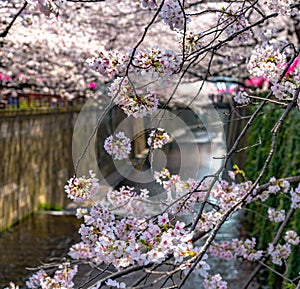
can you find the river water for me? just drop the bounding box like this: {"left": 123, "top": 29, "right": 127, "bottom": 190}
{"left": 0, "top": 213, "right": 81, "bottom": 288}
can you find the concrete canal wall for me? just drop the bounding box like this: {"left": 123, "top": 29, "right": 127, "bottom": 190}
{"left": 0, "top": 108, "right": 81, "bottom": 231}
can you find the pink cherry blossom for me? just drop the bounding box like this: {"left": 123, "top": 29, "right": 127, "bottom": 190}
{"left": 104, "top": 131, "right": 132, "bottom": 160}
{"left": 160, "top": 0, "right": 190, "bottom": 30}
{"left": 203, "top": 274, "right": 228, "bottom": 289}
{"left": 233, "top": 90, "right": 251, "bottom": 105}
{"left": 109, "top": 77, "right": 158, "bottom": 117}
{"left": 268, "top": 207, "right": 286, "bottom": 222}
{"left": 26, "top": 262, "right": 77, "bottom": 289}
{"left": 147, "top": 128, "right": 170, "bottom": 149}
{"left": 64, "top": 170, "right": 99, "bottom": 202}
{"left": 247, "top": 44, "right": 287, "bottom": 83}
{"left": 267, "top": 243, "right": 291, "bottom": 266}
{"left": 262, "top": 0, "right": 298, "bottom": 16}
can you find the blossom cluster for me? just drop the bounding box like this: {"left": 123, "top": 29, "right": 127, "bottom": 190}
{"left": 262, "top": 0, "right": 298, "bottom": 16}
{"left": 104, "top": 131, "right": 132, "bottom": 160}
{"left": 154, "top": 168, "right": 197, "bottom": 195}
{"left": 267, "top": 207, "right": 286, "bottom": 222}
{"left": 140, "top": 0, "right": 190, "bottom": 31}
{"left": 108, "top": 77, "right": 158, "bottom": 117}
{"left": 209, "top": 238, "right": 263, "bottom": 261}
{"left": 132, "top": 46, "right": 181, "bottom": 80}
{"left": 26, "top": 169, "right": 300, "bottom": 288}
{"left": 233, "top": 90, "right": 251, "bottom": 105}
{"left": 160, "top": 0, "right": 189, "bottom": 30}
{"left": 87, "top": 46, "right": 180, "bottom": 117}
{"left": 194, "top": 211, "right": 223, "bottom": 233}
{"left": 177, "top": 30, "right": 203, "bottom": 54}
{"left": 88, "top": 47, "right": 181, "bottom": 81}
{"left": 64, "top": 170, "right": 99, "bottom": 202}
{"left": 106, "top": 186, "right": 150, "bottom": 216}
{"left": 210, "top": 179, "right": 253, "bottom": 212}
{"left": 270, "top": 59, "right": 300, "bottom": 100}
{"left": 147, "top": 128, "right": 170, "bottom": 149}
{"left": 75, "top": 203, "right": 196, "bottom": 272}
{"left": 203, "top": 274, "right": 228, "bottom": 289}
{"left": 86, "top": 51, "right": 128, "bottom": 78}
{"left": 248, "top": 176, "right": 295, "bottom": 209}
{"left": 284, "top": 230, "right": 300, "bottom": 246}
{"left": 25, "top": 262, "right": 78, "bottom": 289}
{"left": 254, "top": 176, "right": 289, "bottom": 202}
{"left": 69, "top": 241, "right": 92, "bottom": 260}
{"left": 267, "top": 243, "right": 291, "bottom": 266}
{"left": 218, "top": 7, "right": 251, "bottom": 43}
{"left": 210, "top": 232, "right": 297, "bottom": 268}
{"left": 247, "top": 44, "right": 287, "bottom": 83}
{"left": 271, "top": 80, "right": 299, "bottom": 100}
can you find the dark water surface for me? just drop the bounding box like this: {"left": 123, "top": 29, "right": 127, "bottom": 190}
{"left": 0, "top": 213, "right": 81, "bottom": 288}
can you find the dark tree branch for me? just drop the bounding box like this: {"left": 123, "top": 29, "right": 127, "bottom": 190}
{"left": 0, "top": 1, "right": 27, "bottom": 38}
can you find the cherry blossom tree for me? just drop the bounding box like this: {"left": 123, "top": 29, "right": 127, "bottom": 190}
{"left": 3, "top": 0, "right": 300, "bottom": 288}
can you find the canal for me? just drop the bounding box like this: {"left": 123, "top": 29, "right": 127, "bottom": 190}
{"left": 0, "top": 105, "right": 253, "bottom": 288}
{"left": 0, "top": 213, "right": 81, "bottom": 288}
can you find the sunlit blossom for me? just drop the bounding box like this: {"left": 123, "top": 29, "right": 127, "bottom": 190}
{"left": 64, "top": 170, "right": 99, "bottom": 202}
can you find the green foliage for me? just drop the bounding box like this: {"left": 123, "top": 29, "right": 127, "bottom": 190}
{"left": 283, "top": 282, "right": 296, "bottom": 289}
{"left": 38, "top": 203, "right": 64, "bottom": 211}
{"left": 243, "top": 102, "right": 300, "bottom": 288}
{"left": 245, "top": 103, "right": 300, "bottom": 182}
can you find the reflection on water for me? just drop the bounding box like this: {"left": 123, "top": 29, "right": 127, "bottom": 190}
{"left": 0, "top": 213, "right": 81, "bottom": 288}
